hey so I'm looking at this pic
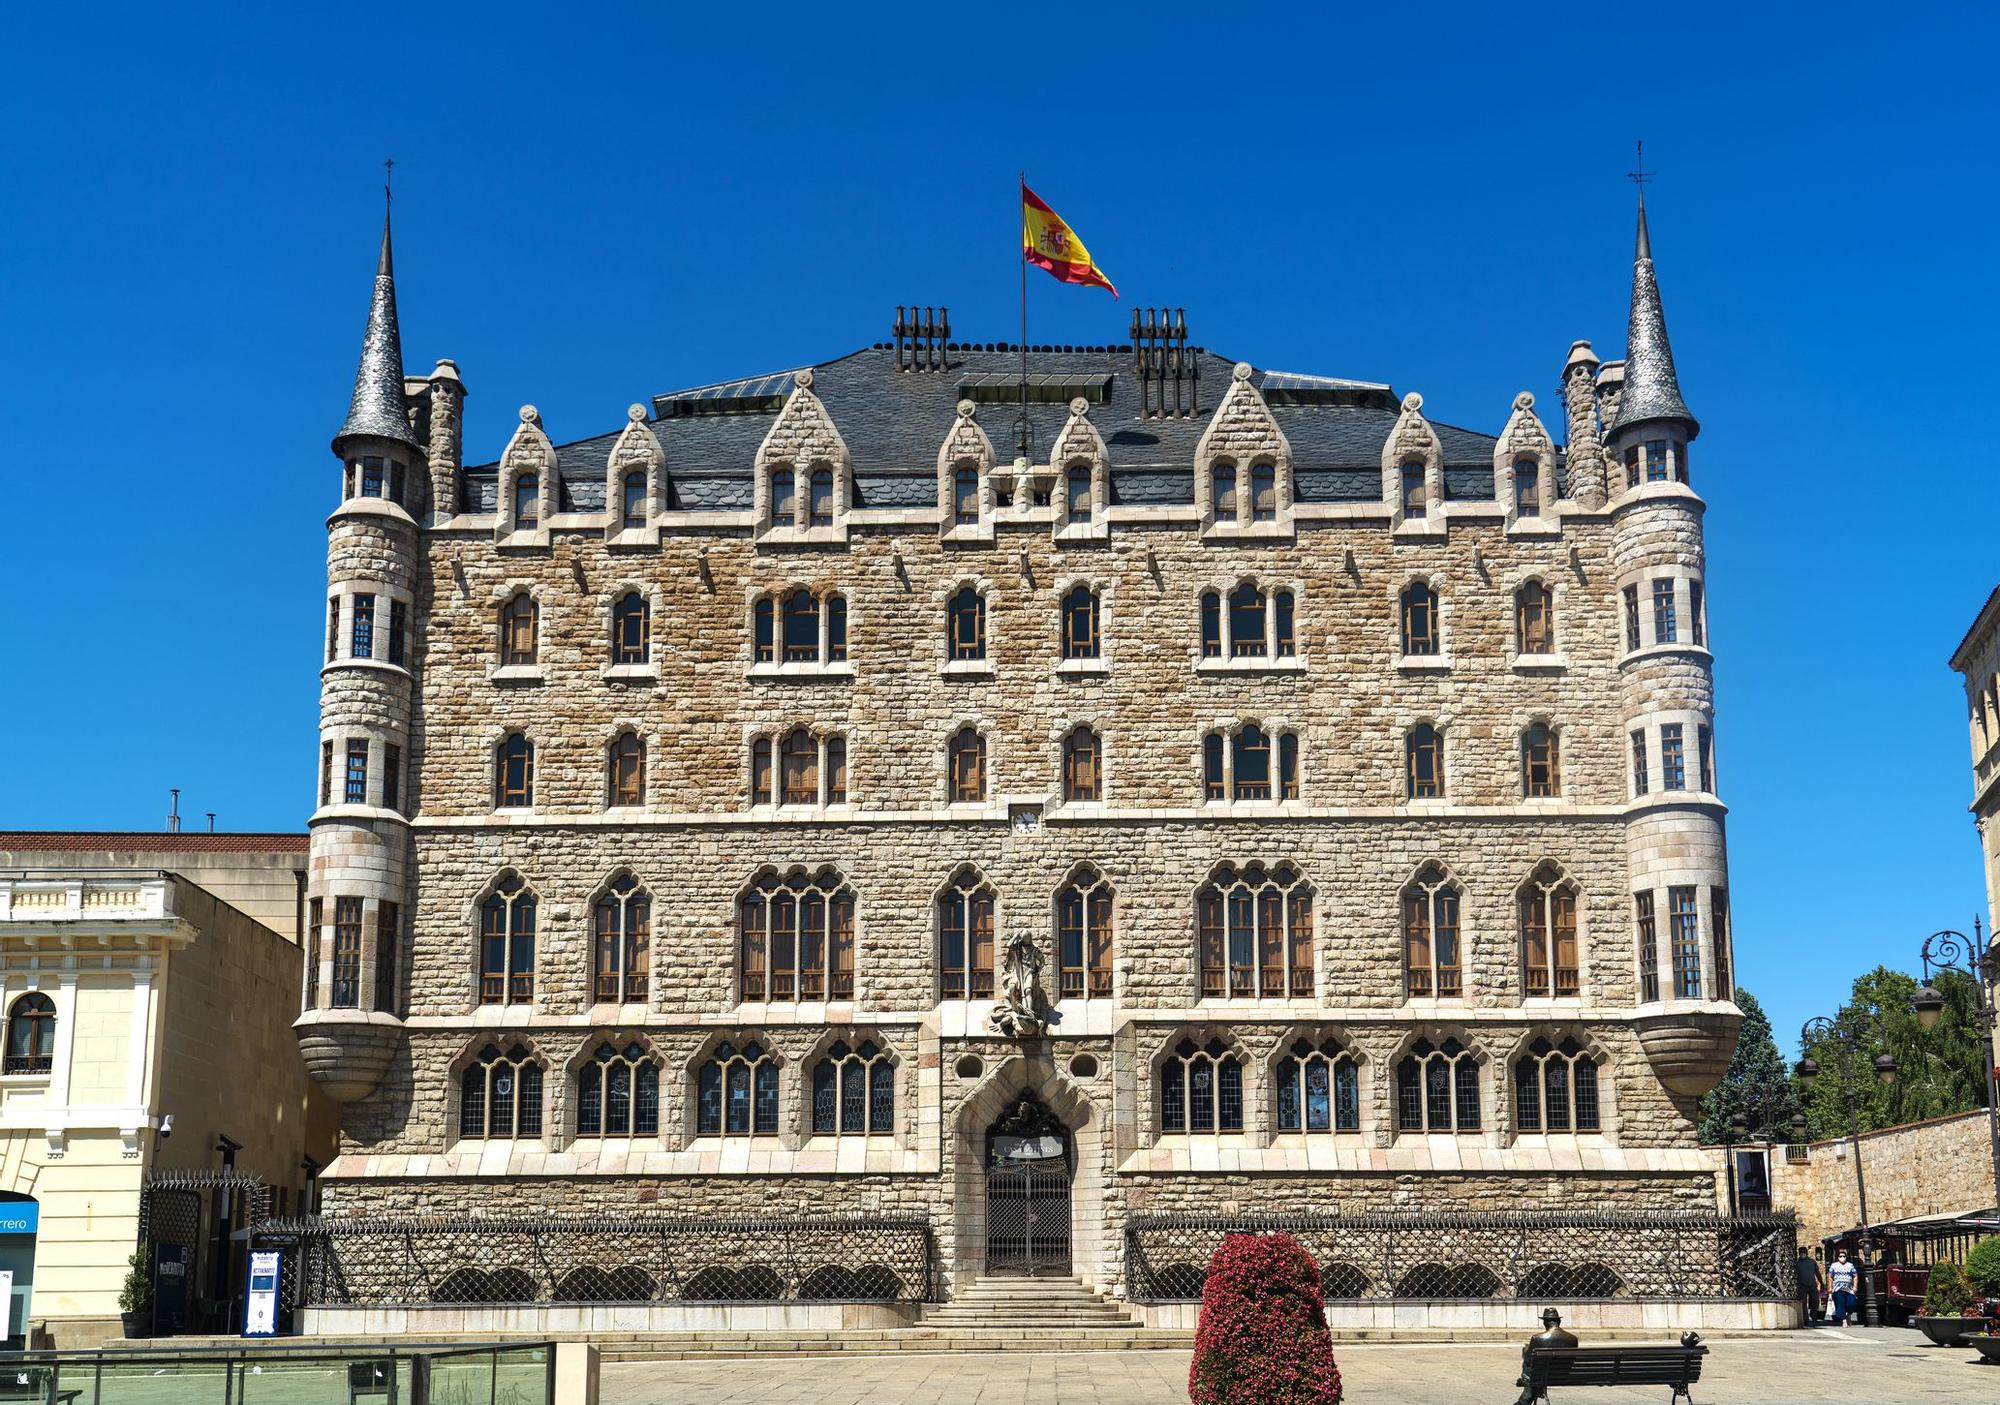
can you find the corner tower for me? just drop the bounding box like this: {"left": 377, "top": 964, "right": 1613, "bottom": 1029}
{"left": 295, "top": 201, "right": 420, "bottom": 1101}
{"left": 1605, "top": 191, "right": 1740, "bottom": 1103}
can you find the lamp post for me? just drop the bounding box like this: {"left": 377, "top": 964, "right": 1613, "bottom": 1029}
{"left": 1722, "top": 1105, "right": 1809, "bottom": 1218}
{"left": 1796, "top": 1017, "right": 1898, "bottom": 1328}
{"left": 1909, "top": 920, "right": 2000, "bottom": 1209}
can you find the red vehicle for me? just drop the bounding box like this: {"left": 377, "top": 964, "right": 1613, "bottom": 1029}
{"left": 1821, "top": 1210, "right": 2000, "bottom": 1325}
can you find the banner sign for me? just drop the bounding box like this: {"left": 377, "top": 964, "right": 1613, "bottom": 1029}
{"left": 243, "top": 1250, "right": 281, "bottom": 1337}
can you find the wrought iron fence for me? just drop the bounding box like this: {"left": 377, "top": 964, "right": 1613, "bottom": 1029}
{"left": 1125, "top": 1212, "right": 1798, "bottom": 1304}
{"left": 251, "top": 1215, "right": 937, "bottom": 1312}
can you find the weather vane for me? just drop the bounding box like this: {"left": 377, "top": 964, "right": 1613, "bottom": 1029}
{"left": 1627, "top": 140, "right": 1653, "bottom": 191}
{"left": 384, "top": 157, "right": 395, "bottom": 205}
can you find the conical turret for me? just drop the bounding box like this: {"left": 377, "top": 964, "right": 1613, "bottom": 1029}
{"left": 1610, "top": 192, "right": 1697, "bottom": 438}
{"left": 333, "top": 208, "right": 420, "bottom": 452}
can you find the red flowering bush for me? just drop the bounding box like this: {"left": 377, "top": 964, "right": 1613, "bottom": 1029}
{"left": 1189, "top": 1231, "right": 1342, "bottom": 1405}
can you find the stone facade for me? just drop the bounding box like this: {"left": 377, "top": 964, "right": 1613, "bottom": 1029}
{"left": 1947, "top": 589, "right": 2000, "bottom": 1083}
{"left": 298, "top": 203, "right": 1744, "bottom": 1301}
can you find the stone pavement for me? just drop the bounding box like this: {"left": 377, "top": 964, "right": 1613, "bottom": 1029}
{"left": 602, "top": 1328, "right": 2000, "bottom": 1404}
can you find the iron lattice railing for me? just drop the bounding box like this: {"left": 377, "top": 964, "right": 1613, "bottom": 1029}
{"left": 251, "top": 1216, "right": 937, "bottom": 1311}
{"left": 1124, "top": 1212, "right": 1798, "bottom": 1304}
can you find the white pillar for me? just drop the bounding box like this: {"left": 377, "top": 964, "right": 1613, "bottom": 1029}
{"left": 126, "top": 967, "right": 154, "bottom": 1110}
{"left": 47, "top": 970, "right": 78, "bottom": 1110}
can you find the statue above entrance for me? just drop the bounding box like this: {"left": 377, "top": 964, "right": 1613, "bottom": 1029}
{"left": 990, "top": 932, "right": 1050, "bottom": 1037}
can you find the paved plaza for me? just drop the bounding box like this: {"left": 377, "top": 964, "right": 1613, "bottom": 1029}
{"left": 602, "top": 1329, "right": 1999, "bottom": 1405}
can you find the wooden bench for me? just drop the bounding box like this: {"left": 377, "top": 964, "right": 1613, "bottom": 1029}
{"left": 1515, "top": 1333, "right": 1708, "bottom": 1404}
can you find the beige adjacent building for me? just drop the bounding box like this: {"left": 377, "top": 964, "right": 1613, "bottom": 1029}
{"left": 0, "top": 833, "right": 335, "bottom": 1345}
{"left": 1949, "top": 590, "right": 2000, "bottom": 1081}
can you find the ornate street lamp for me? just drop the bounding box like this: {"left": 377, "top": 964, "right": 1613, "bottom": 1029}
{"left": 1799, "top": 1015, "right": 1895, "bottom": 1327}
{"left": 1911, "top": 921, "right": 2000, "bottom": 1211}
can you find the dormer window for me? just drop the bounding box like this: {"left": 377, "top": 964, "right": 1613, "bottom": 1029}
{"left": 809, "top": 468, "right": 835, "bottom": 528}
{"left": 954, "top": 465, "right": 981, "bottom": 525}
{"left": 1400, "top": 462, "right": 1428, "bottom": 517}
{"left": 1251, "top": 464, "right": 1277, "bottom": 522}
{"left": 1066, "top": 464, "right": 1093, "bottom": 523}
{"left": 513, "top": 473, "right": 540, "bottom": 527}
{"left": 1513, "top": 458, "right": 1540, "bottom": 517}
{"left": 621, "top": 471, "right": 648, "bottom": 529}
{"left": 770, "top": 469, "right": 796, "bottom": 528}
{"left": 1212, "top": 462, "right": 1238, "bottom": 521}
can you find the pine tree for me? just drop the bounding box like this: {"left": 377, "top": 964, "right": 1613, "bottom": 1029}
{"left": 1697, "top": 988, "right": 1803, "bottom": 1144}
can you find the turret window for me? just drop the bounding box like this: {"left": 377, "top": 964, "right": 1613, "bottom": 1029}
{"left": 1055, "top": 865, "right": 1114, "bottom": 998}
{"left": 359, "top": 457, "right": 385, "bottom": 498}
{"left": 375, "top": 901, "right": 400, "bottom": 1012}
{"left": 1522, "top": 724, "right": 1560, "bottom": 798}
{"left": 383, "top": 743, "right": 401, "bottom": 813}
{"left": 607, "top": 732, "right": 645, "bottom": 807}
{"left": 460, "top": 1043, "right": 543, "bottom": 1139}
{"left": 612, "top": 592, "right": 650, "bottom": 665}
{"left": 621, "top": 470, "right": 648, "bottom": 529}
{"left": 738, "top": 867, "right": 855, "bottom": 1002}
{"left": 388, "top": 600, "right": 407, "bottom": 667}
{"left": 1396, "top": 1038, "right": 1479, "bottom": 1133}
{"left": 593, "top": 874, "right": 650, "bottom": 1003}
{"left": 1669, "top": 886, "right": 1702, "bottom": 998}
{"left": 1630, "top": 730, "right": 1649, "bottom": 796}
{"left": 327, "top": 599, "right": 339, "bottom": 662}
{"left": 1698, "top": 725, "right": 1714, "bottom": 792}
{"left": 1519, "top": 862, "right": 1580, "bottom": 999}
{"left": 578, "top": 1041, "right": 660, "bottom": 1137}
{"left": 1160, "top": 1038, "right": 1243, "bottom": 1133}
{"left": 1400, "top": 583, "right": 1440, "bottom": 656}
{"left": 1196, "top": 861, "right": 1314, "bottom": 999}
{"left": 1276, "top": 1038, "right": 1360, "bottom": 1133}
{"left": 478, "top": 873, "right": 536, "bottom": 1005}
{"left": 4, "top": 994, "right": 55, "bottom": 1076}
{"left": 1660, "top": 723, "right": 1686, "bottom": 790}
{"left": 513, "top": 473, "right": 540, "bottom": 527}
{"left": 329, "top": 897, "right": 363, "bottom": 1008}
{"left": 812, "top": 1040, "right": 895, "bottom": 1136}
{"left": 351, "top": 594, "right": 375, "bottom": 659}
{"left": 499, "top": 594, "right": 538, "bottom": 666}
{"left": 344, "top": 742, "right": 369, "bottom": 804}
{"left": 1635, "top": 892, "right": 1660, "bottom": 1003}
{"left": 1712, "top": 888, "right": 1732, "bottom": 998}
{"left": 696, "top": 1041, "right": 779, "bottom": 1136}
{"left": 1514, "top": 1038, "right": 1598, "bottom": 1133}
{"left": 1644, "top": 439, "right": 1670, "bottom": 484}
{"left": 1623, "top": 586, "right": 1640, "bottom": 652}
{"left": 938, "top": 867, "right": 996, "bottom": 1000}
{"left": 1689, "top": 582, "right": 1705, "bottom": 646}
{"left": 1407, "top": 723, "right": 1443, "bottom": 799}
{"left": 494, "top": 733, "right": 534, "bottom": 809}
{"left": 1403, "top": 864, "right": 1463, "bottom": 999}
{"left": 1652, "top": 580, "right": 1677, "bottom": 644}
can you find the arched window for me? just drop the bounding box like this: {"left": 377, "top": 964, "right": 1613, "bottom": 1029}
{"left": 827, "top": 594, "right": 848, "bottom": 662}
{"left": 769, "top": 468, "right": 796, "bottom": 527}
{"left": 938, "top": 867, "right": 997, "bottom": 999}
{"left": 1062, "top": 726, "right": 1102, "bottom": 803}
{"left": 1515, "top": 582, "right": 1554, "bottom": 656}
{"left": 499, "top": 594, "right": 538, "bottom": 666}
{"left": 948, "top": 726, "right": 986, "bottom": 803}
{"left": 621, "top": 470, "right": 648, "bottom": 529}
{"left": 1211, "top": 462, "right": 1238, "bottom": 522}
{"left": 1400, "top": 583, "right": 1439, "bottom": 656}
{"left": 808, "top": 467, "right": 835, "bottom": 528}
{"left": 513, "top": 472, "right": 540, "bottom": 527}
{"left": 695, "top": 1040, "right": 779, "bottom": 1135}
{"left": 780, "top": 727, "right": 818, "bottom": 806}
{"left": 1065, "top": 463, "right": 1094, "bottom": 523}
{"left": 1522, "top": 723, "right": 1561, "bottom": 798}
{"left": 954, "top": 464, "right": 981, "bottom": 525}
{"left": 592, "top": 874, "right": 650, "bottom": 1003}
{"left": 478, "top": 872, "right": 536, "bottom": 1004}
{"left": 1160, "top": 1037, "right": 1243, "bottom": 1133}
{"left": 4, "top": 994, "right": 55, "bottom": 1075}
{"left": 738, "top": 868, "right": 855, "bottom": 1002}
{"left": 1396, "top": 1037, "right": 1479, "bottom": 1133}
{"left": 947, "top": 586, "right": 986, "bottom": 661}
{"left": 751, "top": 730, "right": 845, "bottom": 806}
{"left": 1061, "top": 585, "right": 1099, "bottom": 660}
{"left": 460, "top": 1043, "right": 542, "bottom": 1138}
{"left": 1196, "top": 862, "right": 1314, "bottom": 999}
{"left": 1519, "top": 863, "right": 1579, "bottom": 999}
{"left": 1399, "top": 461, "right": 1427, "bottom": 517}
{"left": 577, "top": 1041, "right": 661, "bottom": 1136}
{"left": 1251, "top": 463, "right": 1277, "bottom": 522}
{"left": 1407, "top": 723, "right": 1443, "bottom": 799}
{"left": 1228, "top": 584, "right": 1266, "bottom": 658}
{"left": 1513, "top": 1037, "right": 1599, "bottom": 1133}
{"left": 811, "top": 1039, "right": 894, "bottom": 1135}
{"left": 1275, "top": 1037, "right": 1359, "bottom": 1133}
{"left": 1055, "top": 865, "right": 1114, "bottom": 998}
{"left": 1200, "top": 590, "right": 1222, "bottom": 658}
{"left": 607, "top": 732, "right": 645, "bottom": 808}
{"left": 1402, "top": 864, "right": 1462, "bottom": 999}
{"left": 612, "top": 592, "right": 650, "bottom": 665}
{"left": 1513, "top": 457, "right": 1540, "bottom": 518}
{"left": 782, "top": 588, "right": 819, "bottom": 663}
{"left": 494, "top": 733, "right": 534, "bottom": 809}
{"left": 1202, "top": 724, "right": 1299, "bottom": 803}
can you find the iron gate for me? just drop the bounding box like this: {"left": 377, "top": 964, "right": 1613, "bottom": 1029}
{"left": 984, "top": 1091, "right": 1072, "bottom": 1276}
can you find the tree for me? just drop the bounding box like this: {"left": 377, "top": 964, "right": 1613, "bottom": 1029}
{"left": 1798, "top": 966, "right": 1989, "bottom": 1139}
{"left": 1698, "top": 988, "right": 1802, "bottom": 1144}
{"left": 1189, "top": 1231, "right": 1342, "bottom": 1405}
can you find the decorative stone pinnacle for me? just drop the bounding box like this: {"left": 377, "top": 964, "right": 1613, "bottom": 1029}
{"left": 627, "top": 404, "right": 646, "bottom": 423}
{"left": 1514, "top": 391, "right": 1535, "bottom": 411}
{"left": 795, "top": 368, "right": 814, "bottom": 390}
{"left": 956, "top": 400, "right": 976, "bottom": 420}
{"left": 519, "top": 405, "right": 539, "bottom": 424}
{"left": 1402, "top": 392, "right": 1423, "bottom": 413}
{"left": 1232, "top": 362, "right": 1253, "bottom": 382}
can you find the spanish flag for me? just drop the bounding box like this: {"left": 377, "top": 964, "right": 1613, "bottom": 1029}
{"left": 1022, "top": 182, "right": 1118, "bottom": 298}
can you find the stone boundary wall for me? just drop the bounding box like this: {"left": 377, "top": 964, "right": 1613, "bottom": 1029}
{"left": 1763, "top": 1109, "right": 1998, "bottom": 1247}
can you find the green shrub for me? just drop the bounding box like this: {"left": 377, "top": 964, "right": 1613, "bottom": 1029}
{"left": 1965, "top": 1236, "right": 2000, "bottom": 1298}
{"left": 1923, "top": 1261, "right": 1976, "bottom": 1317}
{"left": 117, "top": 1250, "right": 151, "bottom": 1315}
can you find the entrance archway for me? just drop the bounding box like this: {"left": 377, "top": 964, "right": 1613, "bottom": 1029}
{"left": 949, "top": 1054, "right": 1105, "bottom": 1290}
{"left": 983, "top": 1092, "right": 1072, "bottom": 1276}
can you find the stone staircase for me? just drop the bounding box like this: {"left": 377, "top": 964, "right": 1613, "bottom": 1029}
{"left": 916, "top": 1274, "right": 1149, "bottom": 1335}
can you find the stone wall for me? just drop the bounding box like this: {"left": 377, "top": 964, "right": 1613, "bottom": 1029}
{"left": 1764, "top": 1109, "right": 1999, "bottom": 1248}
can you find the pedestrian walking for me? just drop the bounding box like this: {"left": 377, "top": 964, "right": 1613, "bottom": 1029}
{"left": 1795, "top": 1247, "right": 1824, "bottom": 1326}
{"left": 1827, "top": 1248, "right": 1859, "bottom": 1325}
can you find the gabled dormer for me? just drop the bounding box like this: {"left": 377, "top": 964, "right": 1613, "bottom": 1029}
{"left": 754, "top": 368, "right": 852, "bottom": 546}
{"left": 1196, "top": 363, "right": 1293, "bottom": 540}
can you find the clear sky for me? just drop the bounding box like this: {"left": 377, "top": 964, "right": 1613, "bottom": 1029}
{"left": 2, "top": 2, "right": 1993, "bottom": 1050}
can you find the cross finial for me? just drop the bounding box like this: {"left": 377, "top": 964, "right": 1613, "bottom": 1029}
{"left": 384, "top": 157, "right": 395, "bottom": 205}
{"left": 1627, "top": 140, "right": 1653, "bottom": 191}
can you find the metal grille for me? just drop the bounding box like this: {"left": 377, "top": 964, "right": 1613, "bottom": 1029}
{"left": 251, "top": 1216, "right": 936, "bottom": 1310}
{"left": 1125, "top": 1213, "right": 1798, "bottom": 1304}
{"left": 987, "top": 1162, "right": 1071, "bottom": 1276}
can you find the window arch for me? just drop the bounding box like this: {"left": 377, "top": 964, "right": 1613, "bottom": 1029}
{"left": 947, "top": 726, "right": 987, "bottom": 803}
{"left": 593, "top": 873, "right": 650, "bottom": 1003}
{"left": 808, "top": 467, "right": 835, "bottom": 528}
{"left": 460, "top": 1043, "right": 543, "bottom": 1138}
{"left": 1519, "top": 862, "right": 1579, "bottom": 999}
{"left": 612, "top": 591, "right": 650, "bottom": 665}
{"left": 606, "top": 732, "right": 645, "bottom": 808}
{"left": 1055, "top": 865, "right": 1114, "bottom": 998}
{"left": 953, "top": 464, "right": 981, "bottom": 525}
{"left": 478, "top": 872, "right": 536, "bottom": 1005}
{"left": 499, "top": 593, "right": 538, "bottom": 666}
{"left": 1396, "top": 1037, "right": 1479, "bottom": 1133}
{"left": 1065, "top": 463, "right": 1094, "bottom": 523}
{"left": 493, "top": 733, "right": 534, "bottom": 809}
{"left": 695, "top": 1039, "right": 779, "bottom": 1136}
{"left": 1160, "top": 1037, "right": 1243, "bottom": 1133}
{"left": 1203, "top": 723, "right": 1299, "bottom": 802}
{"left": 1400, "top": 582, "right": 1439, "bottom": 656}
{"left": 621, "top": 470, "right": 648, "bottom": 529}
{"left": 769, "top": 467, "right": 796, "bottom": 528}
{"left": 4, "top": 993, "right": 54, "bottom": 1075}
{"left": 1061, "top": 585, "right": 1100, "bottom": 661}
{"left": 1407, "top": 723, "right": 1444, "bottom": 799}
{"left": 1522, "top": 723, "right": 1561, "bottom": 797}
{"left": 938, "top": 867, "right": 997, "bottom": 1000}
{"left": 1196, "top": 862, "right": 1314, "bottom": 999}
{"left": 1275, "top": 1037, "right": 1359, "bottom": 1133}
{"left": 1513, "top": 1036, "right": 1600, "bottom": 1133}
{"left": 811, "top": 1039, "right": 895, "bottom": 1135}
{"left": 1061, "top": 725, "right": 1102, "bottom": 803}
{"left": 1515, "top": 581, "right": 1554, "bottom": 655}
{"left": 947, "top": 586, "right": 987, "bottom": 661}
{"left": 1402, "top": 864, "right": 1462, "bottom": 999}
{"left": 738, "top": 868, "right": 855, "bottom": 1002}
{"left": 577, "top": 1040, "right": 661, "bottom": 1136}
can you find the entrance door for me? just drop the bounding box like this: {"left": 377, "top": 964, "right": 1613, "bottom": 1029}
{"left": 984, "top": 1092, "right": 1072, "bottom": 1276}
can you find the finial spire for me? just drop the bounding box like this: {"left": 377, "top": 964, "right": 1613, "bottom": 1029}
{"left": 335, "top": 165, "right": 419, "bottom": 452}
{"left": 1610, "top": 146, "right": 1697, "bottom": 439}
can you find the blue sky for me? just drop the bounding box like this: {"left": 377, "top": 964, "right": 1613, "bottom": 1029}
{"left": 1, "top": 2, "right": 1993, "bottom": 1048}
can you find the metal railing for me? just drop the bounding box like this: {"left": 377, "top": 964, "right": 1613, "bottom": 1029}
{"left": 1125, "top": 1212, "right": 1799, "bottom": 1304}
{"left": 0, "top": 1342, "right": 552, "bottom": 1405}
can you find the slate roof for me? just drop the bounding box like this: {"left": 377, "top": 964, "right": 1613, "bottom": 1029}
{"left": 466, "top": 345, "right": 1521, "bottom": 513}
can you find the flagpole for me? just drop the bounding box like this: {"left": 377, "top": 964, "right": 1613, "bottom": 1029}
{"left": 1017, "top": 171, "right": 1029, "bottom": 462}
